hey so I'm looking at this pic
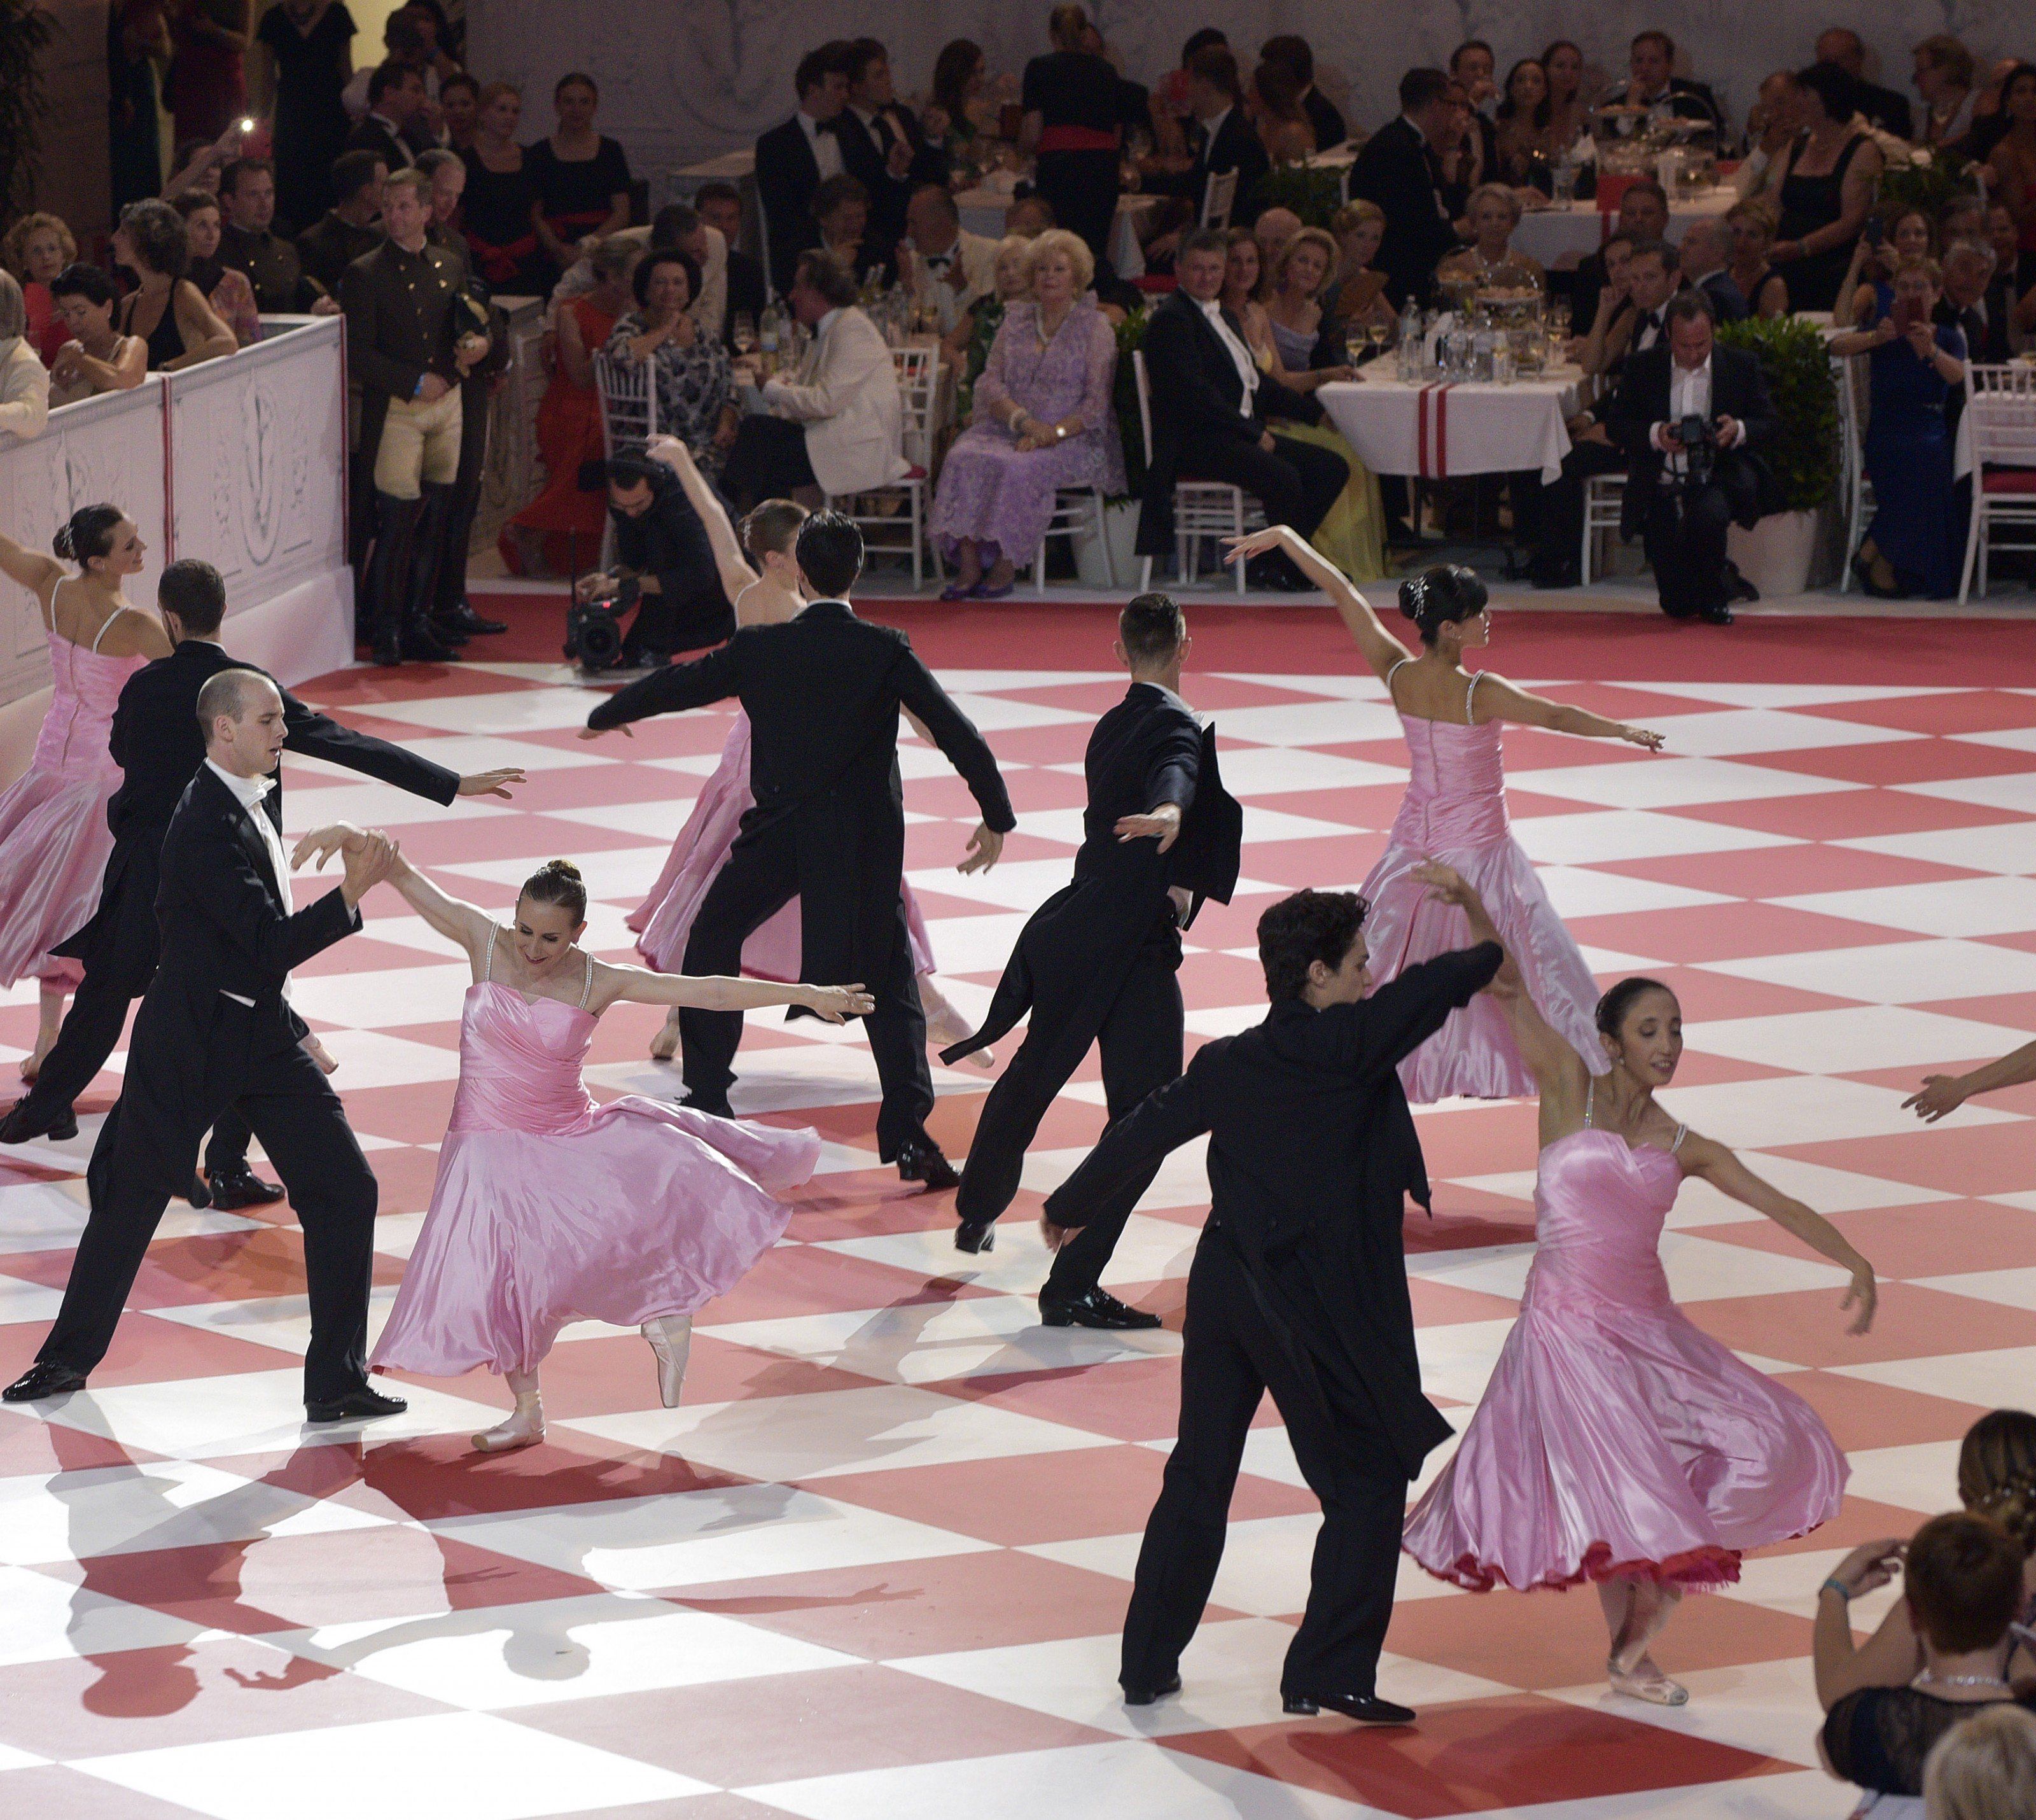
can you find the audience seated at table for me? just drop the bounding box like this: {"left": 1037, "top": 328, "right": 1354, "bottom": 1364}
{"left": 930, "top": 228, "right": 1122, "bottom": 599}
{"left": 297, "top": 150, "right": 389, "bottom": 297}
{"left": 1447, "top": 42, "right": 1500, "bottom": 190}
{"left": 1727, "top": 199, "right": 1792, "bottom": 318}
{"left": 1, "top": 211, "right": 74, "bottom": 367}
{"left": 898, "top": 185, "right": 998, "bottom": 337}
{"left": 693, "top": 183, "right": 767, "bottom": 346}
{"left": 603, "top": 247, "right": 736, "bottom": 477}
{"left": 1986, "top": 64, "right": 2036, "bottom": 291}
{"left": 45, "top": 265, "right": 146, "bottom": 405}
{"left": 1572, "top": 180, "right": 1668, "bottom": 329}
{"left": 1155, "top": 43, "right": 1271, "bottom": 236}
{"left": 810, "top": 174, "right": 891, "bottom": 289}
{"left": 1754, "top": 60, "right": 1883, "bottom": 312}
{"left": 0, "top": 274, "right": 50, "bottom": 444}
{"left": 1831, "top": 257, "right": 1969, "bottom": 600}
{"left": 111, "top": 199, "right": 237, "bottom": 373}
{"left": 1605, "top": 29, "right": 1726, "bottom": 135}
{"left": 1539, "top": 40, "right": 1591, "bottom": 159}
{"left": 507, "top": 233, "right": 634, "bottom": 576}
{"left": 1349, "top": 67, "right": 1471, "bottom": 306}
{"left": 835, "top": 38, "right": 946, "bottom": 255}
{"left": 1231, "top": 227, "right": 1384, "bottom": 582}
{"left": 1434, "top": 185, "right": 1547, "bottom": 298}
{"left": 174, "top": 192, "right": 261, "bottom": 347}
{"left": 719, "top": 249, "right": 907, "bottom": 513}
{"left": 1913, "top": 34, "right": 1978, "bottom": 151}
{"left": 1675, "top": 218, "right": 1749, "bottom": 323}
{"left": 1320, "top": 202, "right": 1395, "bottom": 347}
{"left": 757, "top": 43, "right": 853, "bottom": 298}
{"left": 1816, "top": 27, "right": 1913, "bottom": 139}
{"left": 1494, "top": 57, "right": 1555, "bottom": 188}
{"left": 527, "top": 73, "right": 633, "bottom": 283}
{"left": 1246, "top": 58, "right": 1314, "bottom": 164}
{"left": 924, "top": 38, "right": 996, "bottom": 164}
{"left": 1259, "top": 34, "right": 1344, "bottom": 151}
{"left": 1133, "top": 227, "right": 1347, "bottom": 591}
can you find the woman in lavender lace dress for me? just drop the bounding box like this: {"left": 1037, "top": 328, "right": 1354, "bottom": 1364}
{"left": 930, "top": 228, "right": 1124, "bottom": 599}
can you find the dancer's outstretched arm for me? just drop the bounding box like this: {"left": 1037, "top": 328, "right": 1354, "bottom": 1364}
{"left": 1905, "top": 1035, "right": 2036, "bottom": 1121}
{"left": 1465, "top": 673, "right": 1664, "bottom": 750}
{"left": 588, "top": 958, "right": 871, "bottom": 1023}
{"left": 1676, "top": 1134, "right": 1877, "bottom": 1334}
{"left": 1223, "top": 524, "right": 1411, "bottom": 683}
{"left": 295, "top": 841, "right": 497, "bottom": 959}
{"left": 644, "top": 435, "right": 762, "bottom": 611}
{"left": 0, "top": 529, "right": 63, "bottom": 603}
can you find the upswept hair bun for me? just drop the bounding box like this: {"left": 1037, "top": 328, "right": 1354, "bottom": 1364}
{"left": 1398, "top": 564, "right": 1488, "bottom": 645}
{"left": 1960, "top": 1408, "right": 2036, "bottom": 1556}
{"left": 53, "top": 503, "right": 123, "bottom": 567}
{"left": 1595, "top": 976, "right": 1676, "bottom": 1038}
{"left": 521, "top": 858, "right": 588, "bottom": 921}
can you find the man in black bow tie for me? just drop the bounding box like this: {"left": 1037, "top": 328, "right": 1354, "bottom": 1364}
{"left": 756, "top": 43, "right": 854, "bottom": 295}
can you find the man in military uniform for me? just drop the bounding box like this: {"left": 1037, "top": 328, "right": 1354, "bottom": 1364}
{"left": 297, "top": 151, "right": 387, "bottom": 295}
{"left": 217, "top": 158, "right": 331, "bottom": 314}
{"left": 341, "top": 167, "right": 491, "bottom": 666}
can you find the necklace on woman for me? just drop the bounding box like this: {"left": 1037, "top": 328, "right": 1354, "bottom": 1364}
{"left": 1912, "top": 1670, "right": 2011, "bottom": 1691}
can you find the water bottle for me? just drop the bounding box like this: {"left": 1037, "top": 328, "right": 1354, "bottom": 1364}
{"left": 759, "top": 301, "right": 783, "bottom": 375}
{"left": 1397, "top": 298, "right": 1421, "bottom": 381}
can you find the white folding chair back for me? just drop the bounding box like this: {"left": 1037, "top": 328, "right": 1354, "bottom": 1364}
{"left": 594, "top": 348, "right": 657, "bottom": 458}
{"left": 1133, "top": 349, "right": 1262, "bottom": 595}
{"left": 1836, "top": 353, "right": 1874, "bottom": 592}
{"left": 1960, "top": 363, "right": 2036, "bottom": 603}
{"left": 1580, "top": 473, "right": 1625, "bottom": 584}
{"left": 824, "top": 344, "right": 937, "bottom": 587}
{"left": 1033, "top": 487, "right": 1113, "bottom": 593}
{"left": 1201, "top": 167, "right": 1239, "bottom": 230}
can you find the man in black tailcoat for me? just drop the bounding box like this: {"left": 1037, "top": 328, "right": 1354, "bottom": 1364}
{"left": 1348, "top": 68, "right": 1469, "bottom": 307}
{"left": 582, "top": 512, "right": 1014, "bottom": 1187}
{"left": 1041, "top": 882, "right": 1505, "bottom": 1721}
{"left": 0, "top": 561, "right": 519, "bottom": 1197}
{"left": 4, "top": 673, "right": 408, "bottom": 1421}
{"left": 942, "top": 594, "right": 1240, "bottom": 1330}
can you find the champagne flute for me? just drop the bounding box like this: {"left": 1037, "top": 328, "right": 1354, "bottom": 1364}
{"left": 732, "top": 312, "right": 757, "bottom": 356}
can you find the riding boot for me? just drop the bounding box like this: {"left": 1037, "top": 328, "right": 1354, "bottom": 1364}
{"left": 364, "top": 491, "right": 424, "bottom": 666}
{"left": 401, "top": 485, "right": 459, "bottom": 662}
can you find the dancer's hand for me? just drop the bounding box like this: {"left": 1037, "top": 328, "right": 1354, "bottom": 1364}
{"left": 457, "top": 766, "right": 525, "bottom": 799}
{"left": 340, "top": 830, "right": 399, "bottom": 907}
{"left": 1040, "top": 1215, "right": 1071, "bottom": 1252}
{"left": 1621, "top": 725, "right": 1665, "bottom": 752}
{"left": 803, "top": 983, "right": 874, "bottom": 1023}
{"left": 1828, "top": 1537, "right": 1906, "bottom": 1598}
{"left": 1115, "top": 802, "right": 1182, "bottom": 851}
{"left": 645, "top": 434, "right": 692, "bottom": 472}
{"left": 290, "top": 822, "right": 368, "bottom": 871}
{"left": 1840, "top": 1259, "right": 1878, "bottom": 1336}
{"left": 958, "top": 823, "right": 1003, "bottom": 874}
{"left": 577, "top": 721, "right": 633, "bottom": 740}
{"left": 1902, "top": 1074, "right": 1969, "bottom": 1122}
{"left": 1222, "top": 525, "right": 1292, "bottom": 566}
{"left": 1413, "top": 861, "right": 1503, "bottom": 954}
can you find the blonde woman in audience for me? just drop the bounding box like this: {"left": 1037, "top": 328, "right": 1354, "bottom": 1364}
{"left": 1435, "top": 185, "right": 1547, "bottom": 297}
{"left": 2, "top": 211, "right": 76, "bottom": 365}
{"left": 1925, "top": 1707, "right": 2036, "bottom": 1820}
{"left": 1727, "top": 199, "right": 1792, "bottom": 319}
{"left": 1321, "top": 200, "right": 1395, "bottom": 346}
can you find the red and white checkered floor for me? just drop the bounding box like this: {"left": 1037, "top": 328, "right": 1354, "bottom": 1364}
{"left": 3, "top": 597, "right": 2035, "bottom": 1819}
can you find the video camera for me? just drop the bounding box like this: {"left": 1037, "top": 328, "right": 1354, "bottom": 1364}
{"left": 1663, "top": 412, "right": 1719, "bottom": 491}
{"left": 564, "top": 575, "right": 639, "bottom": 673}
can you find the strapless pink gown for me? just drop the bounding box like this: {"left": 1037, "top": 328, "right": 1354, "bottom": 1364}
{"left": 371, "top": 979, "right": 821, "bottom": 1378}
{"left": 1402, "top": 1130, "right": 1848, "bottom": 1592}
{"left": 1360, "top": 710, "right": 1606, "bottom": 1100}
{"left": 0, "top": 628, "right": 144, "bottom": 990}
{"left": 629, "top": 711, "right": 936, "bottom": 981}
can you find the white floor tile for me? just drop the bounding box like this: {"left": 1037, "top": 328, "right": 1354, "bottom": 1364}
{"left": 1509, "top": 757, "right": 1859, "bottom": 811}
{"left": 1828, "top": 1345, "right": 2036, "bottom": 1411}
{"left": 300, "top": 1027, "right": 466, "bottom": 1088}
{"left": 1834, "top": 1439, "right": 1967, "bottom": 1515}
{"left": 1773, "top": 876, "right": 2036, "bottom": 941}
{"left": 0, "top": 1563, "right": 207, "bottom": 1667}
{"left": 1684, "top": 1005, "right": 2036, "bottom": 1074}
{"left": 1215, "top": 746, "right": 1405, "bottom": 797}
{"left": 1836, "top": 822, "right": 2036, "bottom": 877}
{"left": 1638, "top": 708, "right": 1920, "bottom": 757}
{"left": 1654, "top": 1074, "right": 2019, "bottom": 1149}
{"left": 1512, "top": 810, "right": 1798, "bottom": 866}
{"left": 1533, "top": 866, "right": 1740, "bottom": 918}
{"left": 287, "top": 963, "right": 477, "bottom": 1031}
{"left": 1897, "top": 773, "right": 2036, "bottom": 816}
{"left": 1544, "top": 1656, "right": 1825, "bottom": 1768}
{"left": 1201, "top": 698, "right": 1407, "bottom": 746}
{"left": 1657, "top": 1232, "right": 1869, "bottom": 1303}
{"left": 1908, "top": 1265, "right": 2036, "bottom": 1310}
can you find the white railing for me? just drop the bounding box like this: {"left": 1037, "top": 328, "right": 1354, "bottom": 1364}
{"left": 0, "top": 315, "right": 349, "bottom": 715}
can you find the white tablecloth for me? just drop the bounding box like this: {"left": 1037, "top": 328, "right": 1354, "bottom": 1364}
{"left": 1514, "top": 188, "right": 1738, "bottom": 270}
{"left": 1318, "top": 367, "right": 1584, "bottom": 484}
{"left": 955, "top": 189, "right": 1156, "bottom": 277}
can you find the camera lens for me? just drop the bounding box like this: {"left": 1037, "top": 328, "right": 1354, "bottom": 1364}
{"left": 577, "top": 612, "right": 623, "bottom": 669}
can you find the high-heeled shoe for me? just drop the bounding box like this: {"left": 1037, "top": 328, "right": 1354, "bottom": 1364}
{"left": 472, "top": 1397, "right": 545, "bottom": 1453}
{"left": 1851, "top": 548, "right": 1906, "bottom": 600}
{"left": 643, "top": 1313, "right": 693, "bottom": 1407}
{"left": 1608, "top": 1656, "right": 1688, "bottom": 1706}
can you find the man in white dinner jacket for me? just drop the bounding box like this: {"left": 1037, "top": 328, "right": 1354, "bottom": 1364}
{"left": 720, "top": 249, "right": 909, "bottom": 510}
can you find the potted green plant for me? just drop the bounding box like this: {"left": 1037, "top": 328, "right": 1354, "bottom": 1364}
{"left": 1250, "top": 164, "right": 1342, "bottom": 229}
{"left": 1716, "top": 313, "right": 1841, "bottom": 596}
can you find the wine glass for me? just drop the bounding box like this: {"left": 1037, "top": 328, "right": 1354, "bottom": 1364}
{"left": 1364, "top": 316, "right": 1390, "bottom": 360}
{"left": 732, "top": 312, "right": 757, "bottom": 356}
{"left": 1548, "top": 297, "right": 1572, "bottom": 341}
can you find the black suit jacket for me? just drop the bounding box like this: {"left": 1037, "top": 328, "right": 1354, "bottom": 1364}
{"left": 722, "top": 248, "right": 768, "bottom": 348}
{"left": 1136, "top": 288, "right": 1321, "bottom": 555}
{"left": 60, "top": 639, "right": 459, "bottom": 970}
{"left": 833, "top": 102, "right": 945, "bottom": 251}
{"left": 946, "top": 682, "right": 1241, "bottom": 1063}
{"left": 1045, "top": 944, "right": 1504, "bottom": 1476}
{"left": 1857, "top": 80, "right": 1913, "bottom": 140}
{"left": 587, "top": 601, "right": 1014, "bottom": 989}
{"left": 1619, "top": 77, "right": 1725, "bottom": 135}
{"left": 345, "top": 115, "right": 412, "bottom": 171}
{"left": 1349, "top": 116, "right": 1459, "bottom": 305}
{"left": 1603, "top": 342, "right": 1778, "bottom": 536}
{"left": 756, "top": 114, "right": 825, "bottom": 295}
{"left": 1303, "top": 87, "right": 1347, "bottom": 151}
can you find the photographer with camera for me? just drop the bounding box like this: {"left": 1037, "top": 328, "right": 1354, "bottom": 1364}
{"left": 571, "top": 454, "right": 735, "bottom": 671}
{"left": 1603, "top": 292, "right": 1776, "bottom": 624}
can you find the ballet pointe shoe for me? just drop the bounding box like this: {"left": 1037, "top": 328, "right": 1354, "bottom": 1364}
{"left": 1608, "top": 1655, "right": 1688, "bottom": 1707}
{"left": 643, "top": 1314, "right": 693, "bottom": 1407}
{"left": 649, "top": 1011, "right": 681, "bottom": 1063}
{"left": 472, "top": 1396, "right": 544, "bottom": 1453}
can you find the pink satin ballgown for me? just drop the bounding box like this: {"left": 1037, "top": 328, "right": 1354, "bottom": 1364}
{"left": 1359, "top": 664, "right": 1606, "bottom": 1100}
{"left": 1402, "top": 1083, "right": 1848, "bottom": 1592}
{"left": 627, "top": 711, "right": 937, "bottom": 981}
{"left": 371, "top": 941, "right": 821, "bottom": 1379}
{"left": 0, "top": 619, "right": 146, "bottom": 989}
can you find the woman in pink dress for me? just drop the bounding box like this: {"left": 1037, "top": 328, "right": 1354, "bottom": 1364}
{"left": 0, "top": 505, "right": 171, "bottom": 1116}
{"left": 624, "top": 438, "right": 991, "bottom": 1070}
{"left": 1228, "top": 526, "right": 1664, "bottom": 1100}
{"left": 358, "top": 848, "right": 868, "bottom": 1454}
{"left": 1401, "top": 885, "right": 1876, "bottom": 1707}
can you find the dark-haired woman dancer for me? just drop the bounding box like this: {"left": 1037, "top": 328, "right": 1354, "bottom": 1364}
{"left": 0, "top": 508, "right": 169, "bottom": 1102}
{"left": 1229, "top": 525, "right": 1663, "bottom": 1098}
{"left": 358, "top": 848, "right": 869, "bottom": 1455}
{"left": 1402, "top": 895, "right": 1874, "bottom": 1708}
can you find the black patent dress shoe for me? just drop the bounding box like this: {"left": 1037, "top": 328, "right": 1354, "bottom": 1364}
{"left": 680, "top": 1091, "right": 735, "bottom": 1119}
{"left": 954, "top": 1217, "right": 996, "bottom": 1254}
{"left": 1697, "top": 603, "right": 1734, "bottom": 626}
{"left": 186, "top": 1172, "right": 212, "bottom": 1208}
{"left": 48, "top": 1108, "right": 78, "bottom": 1141}
{"left": 449, "top": 602, "right": 508, "bottom": 635}
{"left": 0, "top": 1098, "right": 74, "bottom": 1145}
{"left": 1122, "top": 1674, "right": 1182, "bottom": 1707}
{"left": 372, "top": 631, "right": 405, "bottom": 668}
{"left": 305, "top": 1385, "right": 409, "bottom": 1424}
{"left": 1283, "top": 1690, "right": 1416, "bottom": 1725}
{"left": 3, "top": 1361, "right": 88, "bottom": 1402}
{"left": 1040, "top": 1286, "right": 1162, "bottom": 1330}
{"left": 207, "top": 1164, "right": 286, "bottom": 1210}
{"left": 401, "top": 617, "right": 459, "bottom": 662}
{"left": 896, "top": 1141, "right": 960, "bottom": 1191}
{"left": 428, "top": 614, "right": 471, "bottom": 647}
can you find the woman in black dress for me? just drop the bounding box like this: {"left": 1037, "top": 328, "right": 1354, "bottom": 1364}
{"left": 109, "top": 199, "right": 235, "bottom": 372}
{"left": 461, "top": 81, "right": 547, "bottom": 296}
{"left": 1766, "top": 60, "right": 1883, "bottom": 313}
{"left": 254, "top": 0, "right": 355, "bottom": 228}
{"left": 527, "top": 72, "right": 632, "bottom": 281}
{"left": 1017, "top": 6, "right": 1130, "bottom": 270}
